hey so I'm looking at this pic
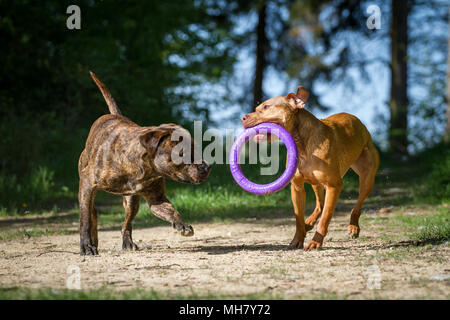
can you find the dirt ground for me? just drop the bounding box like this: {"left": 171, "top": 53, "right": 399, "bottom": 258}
{"left": 0, "top": 206, "right": 449, "bottom": 299}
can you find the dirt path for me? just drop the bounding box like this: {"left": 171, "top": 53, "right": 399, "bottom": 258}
{"left": 1, "top": 208, "right": 449, "bottom": 299}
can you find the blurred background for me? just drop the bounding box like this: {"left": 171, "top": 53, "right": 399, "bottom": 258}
{"left": 0, "top": 0, "right": 448, "bottom": 215}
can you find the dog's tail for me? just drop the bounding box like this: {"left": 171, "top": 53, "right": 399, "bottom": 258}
{"left": 89, "top": 71, "right": 122, "bottom": 115}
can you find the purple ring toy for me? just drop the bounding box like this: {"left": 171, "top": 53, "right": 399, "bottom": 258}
{"left": 229, "top": 122, "right": 299, "bottom": 195}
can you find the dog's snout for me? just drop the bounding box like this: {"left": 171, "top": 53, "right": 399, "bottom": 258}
{"left": 241, "top": 114, "right": 248, "bottom": 122}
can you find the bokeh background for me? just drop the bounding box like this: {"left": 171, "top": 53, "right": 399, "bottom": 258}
{"left": 0, "top": 0, "right": 449, "bottom": 214}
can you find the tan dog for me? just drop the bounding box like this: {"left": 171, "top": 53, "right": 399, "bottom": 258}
{"left": 241, "top": 86, "right": 379, "bottom": 250}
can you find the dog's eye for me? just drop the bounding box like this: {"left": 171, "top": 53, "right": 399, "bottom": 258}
{"left": 263, "top": 105, "right": 269, "bottom": 110}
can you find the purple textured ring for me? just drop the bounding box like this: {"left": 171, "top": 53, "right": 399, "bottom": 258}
{"left": 229, "top": 122, "right": 299, "bottom": 195}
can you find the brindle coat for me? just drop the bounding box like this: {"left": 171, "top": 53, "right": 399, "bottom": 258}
{"left": 78, "top": 72, "right": 211, "bottom": 255}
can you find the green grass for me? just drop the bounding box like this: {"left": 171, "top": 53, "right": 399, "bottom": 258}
{"left": 410, "top": 210, "right": 450, "bottom": 244}
{"left": 410, "top": 145, "right": 450, "bottom": 204}
{"left": 387, "top": 207, "right": 450, "bottom": 244}
{"left": 0, "top": 142, "right": 362, "bottom": 218}
{"left": 0, "top": 287, "right": 282, "bottom": 300}
{"left": 0, "top": 227, "right": 76, "bottom": 241}
{"left": 1, "top": 140, "right": 448, "bottom": 217}
{"left": 1, "top": 144, "right": 448, "bottom": 242}
{"left": 0, "top": 286, "right": 351, "bottom": 300}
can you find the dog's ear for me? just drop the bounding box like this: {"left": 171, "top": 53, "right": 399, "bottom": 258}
{"left": 296, "top": 86, "right": 309, "bottom": 103}
{"left": 286, "top": 93, "right": 305, "bottom": 109}
{"left": 286, "top": 86, "right": 309, "bottom": 109}
{"left": 139, "top": 127, "right": 173, "bottom": 155}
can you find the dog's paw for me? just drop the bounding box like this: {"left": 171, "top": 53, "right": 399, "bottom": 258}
{"left": 348, "top": 224, "right": 360, "bottom": 239}
{"left": 121, "top": 229, "right": 139, "bottom": 251}
{"left": 180, "top": 225, "right": 194, "bottom": 237}
{"left": 304, "top": 232, "right": 324, "bottom": 251}
{"left": 80, "top": 240, "right": 98, "bottom": 256}
{"left": 304, "top": 240, "right": 322, "bottom": 251}
{"left": 122, "top": 239, "right": 139, "bottom": 251}
{"left": 305, "top": 223, "right": 314, "bottom": 232}
{"left": 174, "top": 222, "right": 194, "bottom": 237}
{"left": 288, "top": 238, "right": 304, "bottom": 249}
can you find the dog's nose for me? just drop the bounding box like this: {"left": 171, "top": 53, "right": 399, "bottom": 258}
{"left": 199, "top": 162, "right": 211, "bottom": 174}
{"left": 241, "top": 114, "right": 248, "bottom": 122}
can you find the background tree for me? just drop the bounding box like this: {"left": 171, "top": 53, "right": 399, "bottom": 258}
{"left": 0, "top": 0, "right": 240, "bottom": 188}
{"left": 0, "top": 0, "right": 447, "bottom": 211}
{"left": 446, "top": 6, "right": 450, "bottom": 143}
{"left": 407, "top": 0, "right": 448, "bottom": 150}
{"left": 253, "top": 1, "right": 268, "bottom": 109}
{"left": 226, "top": 0, "right": 292, "bottom": 111}
{"left": 286, "top": 0, "right": 448, "bottom": 154}
{"left": 389, "top": 0, "right": 409, "bottom": 156}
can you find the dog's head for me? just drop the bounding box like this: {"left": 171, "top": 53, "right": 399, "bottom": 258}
{"left": 139, "top": 124, "right": 211, "bottom": 184}
{"left": 241, "top": 86, "right": 309, "bottom": 141}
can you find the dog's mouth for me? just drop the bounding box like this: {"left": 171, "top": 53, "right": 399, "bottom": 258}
{"left": 192, "top": 166, "right": 211, "bottom": 184}
{"left": 179, "top": 176, "right": 207, "bottom": 185}
{"left": 253, "top": 133, "right": 279, "bottom": 143}
{"left": 172, "top": 176, "right": 197, "bottom": 185}
{"left": 242, "top": 120, "right": 257, "bottom": 129}
{"left": 243, "top": 117, "right": 284, "bottom": 129}
{"left": 172, "top": 166, "right": 211, "bottom": 185}
{"left": 242, "top": 119, "right": 280, "bottom": 143}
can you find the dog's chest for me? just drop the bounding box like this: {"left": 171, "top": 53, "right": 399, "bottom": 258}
{"left": 296, "top": 158, "right": 324, "bottom": 185}
{"left": 296, "top": 168, "right": 320, "bottom": 185}
{"left": 100, "top": 174, "right": 159, "bottom": 195}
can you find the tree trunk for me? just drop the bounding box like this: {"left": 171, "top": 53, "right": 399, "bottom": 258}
{"left": 389, "top": 0, "right": 409, "bottom": 155}
{"left": 252, "top": 2, "right": 268, "bottom": 110}
{"left": 445, "top": 6, "right": 450, "bottom": 143}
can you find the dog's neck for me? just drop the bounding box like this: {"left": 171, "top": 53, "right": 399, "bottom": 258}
{"left": 289, "top": 109, "right": 325, "bottom": 149}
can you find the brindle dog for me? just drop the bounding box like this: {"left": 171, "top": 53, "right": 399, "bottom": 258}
{"left": 78, "top": 72, "right": 211, "bottom": 255}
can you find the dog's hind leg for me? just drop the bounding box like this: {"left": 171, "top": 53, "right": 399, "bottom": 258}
{"left": 79, "top": 179, "right": 98, "bottom": 255}
{"left": 349, "top": 143, "right": 379, "bottom": 238}
{"left": 122, "top": 195, "right": 140, "bottom": 250}
{"left": 305, "top": 184, "right": 325, "bottom": 232}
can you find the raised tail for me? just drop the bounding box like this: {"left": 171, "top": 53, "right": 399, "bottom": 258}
{"left": 89, "top": 71, "right": 122, "bottom": 115}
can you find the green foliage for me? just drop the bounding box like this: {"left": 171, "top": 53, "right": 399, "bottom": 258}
{"left": 0, "top": 0, "right": 241, "bottom": 211}
{"left": 29, "top": 167, "right": 55, "bottom": 201}
{"left": 412, "top": 144, "right": 450, "bottom": 204}
{"left": 0, "top": 166, "right": 72, "bottom": 213}
{"left": 422, "top": 155, "right": 450, "bottom": 203}
{"left": 0, "top": 0, "right": 448, "bottom": 215}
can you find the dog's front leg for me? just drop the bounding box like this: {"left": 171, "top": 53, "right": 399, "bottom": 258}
{"left": 304, "top": 181, "right": 343, "bottom": 250}
{"left": 305, "top": 184, "right": 324, "bottom": 231}
{"left": 79, "top": 179, "right": 98, "bottom": 255}
{"left": 142, "top": 178, "right": 194, "bottom": 237}
{"left": 289, "top": 175, "right": 306, "bottom": 249}
{"left": 144, "top": 195, "right": 194, "bottom": 236}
